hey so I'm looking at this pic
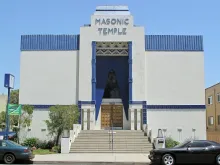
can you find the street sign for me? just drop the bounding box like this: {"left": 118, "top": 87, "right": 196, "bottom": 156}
{"left": 4, "top": 74, "right": 15, "bottom": 89}
{"left": 8, "top": 104, "right": 22, "bottom": 115}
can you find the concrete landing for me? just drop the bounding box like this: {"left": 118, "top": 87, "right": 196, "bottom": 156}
{"left": 33, "top": 153, "right": 151, "bottom": 164}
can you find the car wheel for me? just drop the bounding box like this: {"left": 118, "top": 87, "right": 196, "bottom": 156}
{"left": 3, "top": 153, "right": 16, "bottom": 164}
{"left": 216, "top": 154, "right": 220, "bottom": 165}
{"left": 162, "top": 154, "right": 175, "bottom": 165}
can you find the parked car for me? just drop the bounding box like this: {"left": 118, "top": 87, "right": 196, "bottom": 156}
{"left": 148, "top": 140, "right": 220, "bottom": 165}
{"left": 0, "top": 140, "right": 34, "bottom": 164}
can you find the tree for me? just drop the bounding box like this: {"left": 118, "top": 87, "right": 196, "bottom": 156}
{"left": 45, "top": 105, "right": 79, "bottom": 146}
{"left": 0, "top": 89, "right": 34, "bottom": 143}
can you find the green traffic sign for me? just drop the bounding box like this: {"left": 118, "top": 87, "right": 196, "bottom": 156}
{"left": 8, "top": 104, "right": 22, "bottom": 115}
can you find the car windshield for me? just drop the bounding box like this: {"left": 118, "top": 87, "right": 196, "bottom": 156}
{"left": 173, "top": 141, "right": 190, "bottom": 148}
{"left": 7, "top": 140, "right": 22, "bottom": 146}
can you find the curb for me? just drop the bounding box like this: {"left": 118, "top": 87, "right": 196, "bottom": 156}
{"left": 33, "top": 161, "right": 151, "bottom": 165}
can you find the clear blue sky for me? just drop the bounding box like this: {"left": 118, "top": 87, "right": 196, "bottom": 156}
{"left": 0, "top": 0, "right": 219, "bottom": 94}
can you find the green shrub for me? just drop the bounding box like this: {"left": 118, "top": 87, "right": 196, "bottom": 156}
{"left": 52, "top": 145, "right": 61, "bottom": 153}
{"left": 165, "top": 137, "right": 180, "bottom": 148}
{"left": 35, "top": 140, "right": 55, "bottom": 149}
{"left": 23, "top": 138, "right": 38, "bottom": 147}
{"left": 36, "top": 140, "right": 47, "bottom": 149}
{"left": 46, "top": 140, "right": 55, "bottom": 149}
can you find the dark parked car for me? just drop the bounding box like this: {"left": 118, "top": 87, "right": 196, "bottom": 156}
{"left": 0, "top": 140, "right": 34, "bottom": 164}
{"left": 148, "top": 140, "right": 220, "bottom": 165}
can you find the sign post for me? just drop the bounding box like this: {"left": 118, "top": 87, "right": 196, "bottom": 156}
{"left": 4, "top": 74, "right": 15, "bottom": 140}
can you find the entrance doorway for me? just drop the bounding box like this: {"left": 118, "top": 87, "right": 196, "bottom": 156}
{"left": 95, "top": 42, "right": 129, "bottom": 122}
{"left": 101, "top": 104, "right": 123, "bottom": 129}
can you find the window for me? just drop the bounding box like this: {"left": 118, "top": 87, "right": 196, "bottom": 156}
{"left": 208, "top": 116, "right": 214, "bottom": 125}
{"left": 0, "top": 141, "right": 7, "bottom": 147}
{"left": 218, "top": 115, "right": 220, "bottom": 125}
{"left": 189, "top": 141, "right": 205, "bottom": 148}
{"left": 217, "top": 93, "right": 220, "bottom": 103}
{"left": 208, "top": 96, "right": 213, "bottom": 105}
{"left": 204, "top": 142, "right": 213, "bottom": 147}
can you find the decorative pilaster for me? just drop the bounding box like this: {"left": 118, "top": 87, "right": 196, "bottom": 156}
{"left": 136, "top": 109, "right": 141, "bottom": 130}
{"left": 83, "top": 109, "right": 88, "bottom": 130}
{"left": 130, "top": 109, "right": 135, "bottom": 130}
{"left": 89, "top": 107, "right": 95, "bottom": 130}
{"left": 92, "top": 41, "right": 96, "bottom": 101}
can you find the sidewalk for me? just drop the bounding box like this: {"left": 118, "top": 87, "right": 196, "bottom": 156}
{"left": 33, "top": 153, "right": 151, "bottom": 164}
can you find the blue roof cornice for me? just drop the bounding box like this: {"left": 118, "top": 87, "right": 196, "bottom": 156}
{"left": 145, "top": 35, "right": 203, "bottom": 51}
{"left": 20, "top": 34, "right": 80, "bottom": 51}
{"left": 20, "top": 34, "right": 203, "bottom": 51}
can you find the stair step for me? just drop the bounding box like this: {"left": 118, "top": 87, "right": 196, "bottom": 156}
{"left": 71, "top": 148, "right": 152, "bottom": 150}
{"left": 71, "top": 144, "right": 152, "bottom": 146}
{"left": 70, "top": 148, "right": 152, "bottom": 151}
{"left": 77, "top": 135, "right": 146, "bottom": 138}
{"left": 70, "top": 130, "right": 152, "bottom": 153}
{"left": 70, "top": 150, "right": 151, "bottom": 153}
{"left": 80, "top": 130, "right": 143, "bottom": 133}
{"left": 74, "top": 140, "right": 149, "bottom": 143}
{"left": 70, "top": 151, "right": 149, "bottom": 153}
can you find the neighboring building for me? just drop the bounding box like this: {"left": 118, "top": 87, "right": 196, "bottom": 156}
{"left": 19, "top": 5, "right": 206, "bottom": 142}
{"left": 0, "top": 94, "right": 7, "bottom": 113}
{"left": 206, "top": 83, "right": 220, "bottom": 131}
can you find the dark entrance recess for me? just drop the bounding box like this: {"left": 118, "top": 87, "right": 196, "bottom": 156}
{"left": 95, "top": 56, "right": 129, "bottom": 120}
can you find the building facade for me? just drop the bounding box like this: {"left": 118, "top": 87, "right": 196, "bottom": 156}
{"left": 206, "top": 83, "right": 220, "bottom": 131}
{"left": 0, "top": 94, "right": 7, "bottom": 113}
{"left": 19, "top": 6, "right": 206, "bottom": 142}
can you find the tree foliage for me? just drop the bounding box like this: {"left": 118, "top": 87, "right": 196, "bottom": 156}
{"left": 45, "top": 105, "right": 79, "bottom": 145}
{"left": 0, "top": 89, "right": 34, "bottom": 130}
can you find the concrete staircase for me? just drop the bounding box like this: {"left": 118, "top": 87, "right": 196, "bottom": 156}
{"left": 70, "top": 130, "right": 152, "bottom": 153}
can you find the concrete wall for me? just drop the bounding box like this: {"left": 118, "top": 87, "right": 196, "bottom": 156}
{"left": 146, "top": 51, "right": 206, "bottom": 141}
{"left": 0, "top": 94, "right": 7, "bottom": 112}
{"left": 19, "top": 109, "right": 51, "bottom": 142}
{"left": 148, "top": 109, "right": 206, "bottom": 141}
{"left": 19, "top": 51, "right": 79, "bottom": 105}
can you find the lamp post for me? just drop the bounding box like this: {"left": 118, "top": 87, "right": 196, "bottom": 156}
{"left": 4, "top": 74, "right": 15, "bottom": 140}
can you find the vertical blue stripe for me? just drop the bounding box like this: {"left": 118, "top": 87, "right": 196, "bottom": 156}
{"left": 128, "top": 41, "right": 132, "bottom": 102}
{"left": 92, "top": 41, "right": 96, "bottom": 101}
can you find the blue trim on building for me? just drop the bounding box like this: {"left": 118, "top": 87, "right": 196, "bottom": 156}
{"left": 77, "top": 101, "right": 96, "bottom": 124}
{"left": 27, "top": 104, "right": 206, "bottom": 109}
{"left": 96, "top": 9, "right": 129, "bottom": 11}
{"left": 23, "top": 103, "right": 205, "bottom": 125}
{"left": 20, "top": 35, "right": 79, "bottom": 51}
{"left": 92, "top": 41, "right": 96, "bottom": 101}
{"left": 20, "top": 35, "right": 203, "bottom": 51}
{"left": 145, "top": 35, "right": 203, "bottom": 51}
{"left": 77, "top": 102, "right": 82, "bottom": 124}
{"left": 147, "top": 105, "right": 206, "bottom": 109}
{"left": 130, "top": 101, "right": 147, "bottom": 124}
{"left": 128, "top": 42, "right": 133, "bottom": 103}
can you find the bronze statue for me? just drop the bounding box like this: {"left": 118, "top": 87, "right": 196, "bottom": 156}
{"left": 104, "top": 70, "right": 120, "bottom": 98}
